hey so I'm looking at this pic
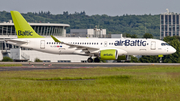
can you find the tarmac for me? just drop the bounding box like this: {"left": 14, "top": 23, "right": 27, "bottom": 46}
{"left": 0, "top": 62, "right": 180, "bottom": 71}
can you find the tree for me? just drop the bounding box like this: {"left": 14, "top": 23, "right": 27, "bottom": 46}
{"left": 139, "top": 56, "right": 159, "bottom": 63}
{"left": 1, "top": 56, "right": 13, "bottom": 62}
{"left": 130, "top": 55, "right": 139, "bottom": 62}
{"left": 34, "top": 58, "right": 43, "bottom": 62}
{"left": 124, "top": 33, "right": 132, "bottom": 38}
{"left": 143, "top": 33, "right": 153, "bottom": 38}
{"left": 163, "top": 36, "right": 180, "bottom": 63}
{"left": 124, "top": 33, "right": 138, "bottom": 38}
{"left": 131, "top": 34, "right": 138, "bottom": 38}
{"left": 163, "top": 36, "right": 180, "bottom": 42}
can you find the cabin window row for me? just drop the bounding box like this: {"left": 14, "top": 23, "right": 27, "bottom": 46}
{"left": 46, "top": 42, "right": 115, "bottom": 45}
{"left": 47, "top": 42, "right": 61, "bottom": 44}
{"left": 71, "top": 42, "right": 102, "bottom": 45}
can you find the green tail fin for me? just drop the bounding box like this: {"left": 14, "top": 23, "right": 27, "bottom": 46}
{"left": 10, "top": 11, "right": 44, "bottom": 38}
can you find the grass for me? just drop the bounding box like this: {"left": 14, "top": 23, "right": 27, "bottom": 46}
{"left": 0, "top": 65, "right": 180, "bottom": 100}
{"left": 0, "top": 64, "right": 22, "bottom": 67}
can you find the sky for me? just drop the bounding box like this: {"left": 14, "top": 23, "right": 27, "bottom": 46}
{"left": 0, "top": 0, "right": 180, "bottom": 16}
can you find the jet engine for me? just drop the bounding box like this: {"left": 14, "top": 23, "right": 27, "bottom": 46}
{"left": 99, "top": 49, "right": 118, "bottom": 60}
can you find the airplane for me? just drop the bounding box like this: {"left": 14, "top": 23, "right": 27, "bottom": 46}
{"left": 6, "top": 11, "right": 176, "bottom": 62}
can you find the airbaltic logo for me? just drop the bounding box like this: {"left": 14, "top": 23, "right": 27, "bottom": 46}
{"left": 18, "top": 30, "right": 33, "bottom": 36}
{"left": 114, "top": 40, "right": 146, "bottom": 46}
{"left": 103, "top": 53, "right": 113, "bottom": 56}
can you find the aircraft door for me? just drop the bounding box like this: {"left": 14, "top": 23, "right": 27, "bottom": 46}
{"left": 40, "top": 40, "right": 45, "bottom": 49}
{"left": 151, "top": 41, "right": 156, "bottom": 50}
{"left": 104, "top": 41, "right": 107, "bottom": 47}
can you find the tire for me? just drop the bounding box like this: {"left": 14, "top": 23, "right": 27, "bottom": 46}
{"left": 94, "top": 57, "right": 100, "bottom": 63}
{"left": 87, "top": 58, "right": 93, "bottom": 63}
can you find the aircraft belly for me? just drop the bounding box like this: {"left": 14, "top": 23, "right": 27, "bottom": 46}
{"left": 59, "top": 49, "right": 74, "bottom": 54}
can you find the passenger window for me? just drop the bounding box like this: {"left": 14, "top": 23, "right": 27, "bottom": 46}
{"left": 49, "top": 42, "right": 51, "bottom": 44}
{"left": 47, "top": 42, "right": 48, "bottom": 44}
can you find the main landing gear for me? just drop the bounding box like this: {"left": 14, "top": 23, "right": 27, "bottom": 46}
{"left": 94, "top": 57, "right": 100, "bottom": 63}
{"left": 87, "top": 56, "right": 100, "bottom": 63}
{"left": 87, "top": 57, "right": 93, "bottom": 63}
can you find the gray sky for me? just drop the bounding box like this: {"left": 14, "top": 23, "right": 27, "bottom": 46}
{"left": 0, "top": 0, "right": 180, "bottom": 16}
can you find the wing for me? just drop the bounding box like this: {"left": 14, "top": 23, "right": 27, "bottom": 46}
{"left": 51, "top": 35, "right": 99, "bottom": 54}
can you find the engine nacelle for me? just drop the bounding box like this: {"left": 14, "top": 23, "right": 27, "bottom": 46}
{"left": 100, "top": 49, "right": 118, "bottom": 60}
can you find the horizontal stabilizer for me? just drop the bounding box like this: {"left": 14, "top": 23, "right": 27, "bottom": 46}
{"left": 5, "top": 39, "right": 28, "bottom": 44}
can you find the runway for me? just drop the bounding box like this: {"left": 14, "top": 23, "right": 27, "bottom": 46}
{"left": 0, "top": 62, "right": 180, "bottom": 71}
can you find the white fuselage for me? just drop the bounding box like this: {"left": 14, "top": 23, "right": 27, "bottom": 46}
{"left": 7, "top": 37, "right": 176, "bottom": 56}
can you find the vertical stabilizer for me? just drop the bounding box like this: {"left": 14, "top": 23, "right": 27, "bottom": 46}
{"left": 10, "top": 11, "right": 44, "bottom": 38}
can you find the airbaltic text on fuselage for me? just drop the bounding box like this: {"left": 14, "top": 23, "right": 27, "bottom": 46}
{"left": 18, "top": 30, "right": 33, "bottom": 36}
{"left": 114, "top": 40, "right": 146, "bottom": 46}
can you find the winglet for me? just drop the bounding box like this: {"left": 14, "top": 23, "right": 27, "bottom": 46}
{"left": 51, "top": 35, "right": 61, "bottom": 42}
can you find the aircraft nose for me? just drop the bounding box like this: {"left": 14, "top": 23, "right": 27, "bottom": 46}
{"left": 169, "top": 47, "right": 176, "bottom": 54}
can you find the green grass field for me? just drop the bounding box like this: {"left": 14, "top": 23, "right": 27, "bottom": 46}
{"left": 0, "top": 64, "right": 22, "bottom": 67}
{"left": 0, "top": 65, "right": 180, "bottom": 101}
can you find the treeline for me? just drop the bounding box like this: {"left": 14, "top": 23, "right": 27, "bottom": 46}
{"left": 0, "top": 11, "right": 160, "bottom": 38}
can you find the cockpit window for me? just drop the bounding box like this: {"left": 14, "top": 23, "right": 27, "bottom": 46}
{"left": 166, "top": 43, "right": 170, "bottom": 46}
{"left": 161, "top": 43, "right": 165, "bottom": 46}
{"left": 161, "top": 43, "right": 170, "bottom": 46}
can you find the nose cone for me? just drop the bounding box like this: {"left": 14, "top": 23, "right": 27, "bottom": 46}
{"left": 169, "top": 47, "right": 176, "bottom": 54}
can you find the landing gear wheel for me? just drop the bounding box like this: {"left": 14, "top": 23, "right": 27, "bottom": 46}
{"left": 94, "top": 57, "right": 100, "bottom": 63}
{"left": 87, "top": 57, "right": 93, "bottom": 63}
